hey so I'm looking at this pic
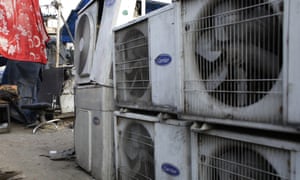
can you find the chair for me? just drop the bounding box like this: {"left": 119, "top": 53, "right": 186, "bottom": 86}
{"left": 21, "top": 67, "right": 65, "bottom": 134}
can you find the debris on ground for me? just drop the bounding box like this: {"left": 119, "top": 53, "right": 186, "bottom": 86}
{"left": 0, "top": 169, "right": 22, "bottom": 180}
{"left": 40, "top": 148, "right": 75, "bottom": 161}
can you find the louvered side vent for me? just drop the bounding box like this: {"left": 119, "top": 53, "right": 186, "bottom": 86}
{"left": 183, "top": 0, "right": 284, "bottom": 124}
{"left": 198, "top": 134, "right": 290, "bottom": 180}
{"left": 115, "top": 21, "right": 151, "bottom": 109}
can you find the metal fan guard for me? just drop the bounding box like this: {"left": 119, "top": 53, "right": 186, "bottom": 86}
{"left": 193, "top": 0, "right": 283, "bottom": 107}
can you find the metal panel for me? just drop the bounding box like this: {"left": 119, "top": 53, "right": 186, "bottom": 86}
{"left": 74, "top": 109, "right": 92, "bottom": 172}
{"left": 149, "top": 5, "right": 178, "bottom": 112}
{"left": 155, "top": 120, "right": 191, "bottom": 180}
{"left": 75, "top": 85, "right": 113, "bottom": 111}
{"left": 286, "top": 0, "right": 300, "bottom": 123}
{"left": 91, "top": 111, "right": 114, "bottom": 180}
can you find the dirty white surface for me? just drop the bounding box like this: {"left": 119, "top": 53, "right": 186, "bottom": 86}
{"left": 0, "top": 121, "right": 93, "bottom": 180}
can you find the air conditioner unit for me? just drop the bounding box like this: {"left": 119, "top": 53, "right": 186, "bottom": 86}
{"left": 114, "top": 111, "right": 191, "bottom": 180}
{"left": 191, "top": 124, "right": 300, "bottom": 180}
{"left": 90, "top": 0, "right": 139, "bottom": 86}
{"left": 114, "top": 4, "right": 180, "bottom": 113}
{"left": 180, "top": 0, "right": 300, "bottom": 129}
{"left": 74, "top": 0, "right": 99, "bottom": 84}
{"left": 74, "top": 85, "right": 114, "bottom": 179}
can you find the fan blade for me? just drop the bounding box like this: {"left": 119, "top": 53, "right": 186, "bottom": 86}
{"left": 205, "top": 64, "right": 228, "bottom": 91}
{"left": 214, "top": 147, "right": 280, "bottom": 180}
{"left": 234, "top": 67, "right": 248, "bottom": 106}
{"left": 250, "top": 47, "right": 280, "bottom": 79}
{"left": 224, "top": 43, "right": 280, "bottom": 78}
{"left": 214, "top": 1, "right": 239, "bottom": 42}
{"left": 242, "top": 44, "right": 280, "bottom": 78}
{"left": 196, "top": 31, "right": 222, "bottom": 62}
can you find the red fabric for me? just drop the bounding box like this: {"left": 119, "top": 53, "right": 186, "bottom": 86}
{"left": 0, "top": 0, "right": 50, "bottom": 64}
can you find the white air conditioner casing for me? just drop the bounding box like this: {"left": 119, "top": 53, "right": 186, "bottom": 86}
{"left": 191, "top": 123, "right": 300, "bottom": 180}
{"left": 74, "top": 1, "right": 140, "bottom": 179}
{"left": 179, "top": 0, "right": 300, "bottom": 130}
{"left": 114, "top": 111, "right": 191, "bottom": 180}
{"left": 74, "top": 0, "right": 99, "bottom": 84}
{"left": 90, "top": 0, "right": 138, "bottom": 86}
{"left": 114, "top": 4, "right": 180, "bottom": 113}
{"left": 74, "top": 85, "right": 114, "bottom": 179}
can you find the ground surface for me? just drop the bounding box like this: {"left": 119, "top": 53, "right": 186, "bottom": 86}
{"left": 0, "top": 120, "right": 93, "bottom": 180}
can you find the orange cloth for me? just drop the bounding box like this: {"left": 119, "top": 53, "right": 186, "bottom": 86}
{"left": 0, "top": 0, "right": 50, "bottom": 64}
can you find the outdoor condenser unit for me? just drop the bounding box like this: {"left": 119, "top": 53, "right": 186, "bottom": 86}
{"left": 191, "top": 124, "right": 300, "bottom": 180}
{"left": 114, "top": 4, "right": 180, "bottom": 113}
{"left": 114, "top": 111, "right": 191, "bottom": 180}
{"left": 74, "top": 85, "right": 114, "bottom": 179}
{"left": 74, "top": 0, "right": 99, "bottom": 84}
{"left": 180, "top": 0, "right": 300, "bottom": 130}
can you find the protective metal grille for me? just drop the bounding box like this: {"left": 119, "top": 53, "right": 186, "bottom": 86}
{"left": 118, "top": 119, "right": 154, "bottom": 180}
{"left": 115, "top": 21, "right": 151, "bottom": 107}
{"left": 198, "top": 134, "right": 290, "bottom": 180}
{"left": 75, "top": 14, "right": 92, "bottom": 75}
{"left": 184, "top": 0, "right": 283, "bottom": 107}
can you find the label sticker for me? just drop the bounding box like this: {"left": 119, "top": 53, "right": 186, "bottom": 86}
{"left": 93, "top": 117, "right": 100, "bottom": 125}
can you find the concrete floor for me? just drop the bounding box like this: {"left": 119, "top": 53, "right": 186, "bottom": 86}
{"left": 0, "top": 120, "right": 93, "bottom": 180}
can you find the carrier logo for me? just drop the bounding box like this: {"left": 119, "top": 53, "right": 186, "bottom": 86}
{"left": 93, "top": 117, "right": 100, "bottom": 125}
{"left": 155, "top": 54, "right": 172, "bottom": 66}
{"left": 161, "top": 163, "right": 180, "bottom": 176}
{"left": 105, "top": 0, "right": 115, "bottom": 7}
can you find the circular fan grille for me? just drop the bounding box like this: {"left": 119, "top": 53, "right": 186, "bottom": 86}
{"left": 122, "top": 29, "right": 149, "bottom": 98}
{"left": 196, "top": 0, "right": 283, "bottom": 107}
{"left": 75, "top": 14, "right": 92, "bottom": 75}
{"left": 209, "top": 147, "right": 280, "bottom": 180}
{"left": 120, "top": 122, "right": 154, "bottom": 180}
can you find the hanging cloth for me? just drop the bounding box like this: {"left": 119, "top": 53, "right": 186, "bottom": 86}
{"left": 0, "top": 0, "right": 49, "bottom": 64}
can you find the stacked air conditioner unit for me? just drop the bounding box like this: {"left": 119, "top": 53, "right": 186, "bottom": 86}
{"left": 114, "top": 4, "right": 180, "bottom": 113}
{"left": 114, "top": 111, "right": 191, "bottom": 180}
{"left": 74, "top": 0, "right": 99, "bottom": 85}
{"left": 74, "top": 1, "right": 139, "bottom": 180}
{"left": 113, "top": 1, "right": 300, "bottom": 180}
{"left": 113, "top": 5, "right": 193, "bottom": 180}
{"left": 74, "top": 0, "right": 138, "bottom": 85}
{"left": 177, "top": 1, "right": 300, "bottom": 179}
{"left": 190, "top": 124, "right": 300, "bottom": 180}
{"left": 74, "top": 0, "right": 101, "bottom": 173}
{"left": 179, "top": 0, "right": 300, "bottom": 130}
{"left": 74, "top": 85, "right": 114, "bottom": 178}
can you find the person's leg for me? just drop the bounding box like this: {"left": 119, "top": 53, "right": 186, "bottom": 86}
{"left": 3, "top": 60, "right": 27, "bottom": 123}
{"left": 16, "top": 61, "right": 43, "bottom": 124}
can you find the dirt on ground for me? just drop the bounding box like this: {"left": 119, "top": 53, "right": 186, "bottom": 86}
{"left": 0, "top": 119, "right": 93, "bottom": 180}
